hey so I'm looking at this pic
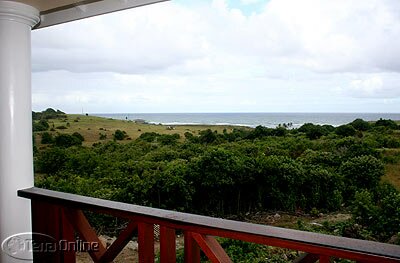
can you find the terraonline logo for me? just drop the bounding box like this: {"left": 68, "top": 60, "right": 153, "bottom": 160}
{"left": 1, "top": 232, "right": 55, "bottom": 261}
{"left": 1, "top": 232, "right": 100, "bottom": 261}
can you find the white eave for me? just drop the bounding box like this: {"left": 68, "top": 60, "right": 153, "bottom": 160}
{"left": 14, "top": 0, "right": 168, "bottom": 29}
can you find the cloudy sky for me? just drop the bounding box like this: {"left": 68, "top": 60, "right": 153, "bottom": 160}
{"left": 32, "top": 0, "right": 400, "bottom": 113}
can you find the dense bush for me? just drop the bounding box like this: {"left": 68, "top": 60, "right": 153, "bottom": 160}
{"left": 35, "top": 147, "right": 67, "bottom": 174}
{"left": 138, "top": 132, "right": 159, "bottom": 142}
{"left": 33, "top": 120, "right": 50, "bottom": 132}
{"left": 113, "top": 129, "right": 127, "bottom": 140}
{"left": 352, "top": 184, "right": 400, "bottom": 242}
{"left": 298, "top": 123, "right": 329, "bottom": 139}
{"left": 99, "top": 133, "right": 107, "bottom": 140}
{"left": 335, "top": 124, "right": 356, "bottom": 137}
{"left": 32, "top": 108, "right": 66, "bottom": 120}
{"left": 54, "top": 133, "right": 83, "bottom": 147}
{"left": 41, "top": 132, "right": 54, "bottom": 144}
{"left": 375, "top": 118, "right": 398, "bottom": 129}
{"left": 72, "top": 132, "right": 85, "bottom": 142}
{"left": 350, "top": 119, "right": 371, "bottom": 131}
{"left": 339, "top": 156, "right": 384, "bottom": 199}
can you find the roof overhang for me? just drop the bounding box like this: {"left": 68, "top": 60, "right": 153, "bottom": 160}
{"left": 14, "top": 0, "right": 168, "bottom": 29}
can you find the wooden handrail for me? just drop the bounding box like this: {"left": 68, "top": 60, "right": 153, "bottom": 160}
{"left": 18, "top": 187, "right": 400, "bottom": 263}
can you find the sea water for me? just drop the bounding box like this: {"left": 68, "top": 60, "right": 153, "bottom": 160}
{"left": 93, "top": 112, "right": 400, "bottom": 128}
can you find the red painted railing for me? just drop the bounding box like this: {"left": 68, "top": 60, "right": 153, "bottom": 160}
{"left": 18, "top": 187, "right": 400, "bottom": 263}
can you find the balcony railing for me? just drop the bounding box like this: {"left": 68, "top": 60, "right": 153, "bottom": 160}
{"left": 18, "top": 187, "right": 400, "bottom": 263}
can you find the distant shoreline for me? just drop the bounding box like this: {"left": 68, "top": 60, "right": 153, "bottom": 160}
{"left": 92, "top": 112, "right": 400, "bottom": 128}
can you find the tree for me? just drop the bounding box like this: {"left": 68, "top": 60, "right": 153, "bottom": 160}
{"left": 32, "top": 108, "right": 66, "bottom": 120}
{"left": 335, "top": 124, "right": 356, "bottom": 137}
{"left": 99, "top": 133, "right": 107, "bottom": 140}
{"left": 33, "top": 119, "right": 49, "bottom": 132}
{"left": 113, "top": 129, "right": 127, "bottom": 140}
{"left": 158, "top": 134, "right": 180, "bottom": 145}
{"left": 41, "top": 132, "right": 54, "bottom": 144}
{"left": 298, "top": 123, "right": 329, "bottom": 139}
{"left": 198, "top": 129, "right": 217, "bottom": 144}
{"left": 189, "top": 148, "right": 241, "bottom": 214}
{"left": 139, "top": 132, "right": 159, "bottom": 142}
{"left": 350, "top": 119, "right": 371, "bottom": 131}
{"left": 35, "top": 147, "right": 67, "bottom": 174}
{"left": 248, "top": 125, "right": 273, "bottom": 139}
{"left": 375, "top": 118, "right": 398, "bottom": 129}
{"left": 272, "top": 126, "right": 287, "bottom": 137}
{"left": 54, "top": 134, "right": 82, "bottom": 147}
{"left": 352, "top": 184, "right": 400, "bottom": 241}
{"left": 72, "top": 132, "right": 85, "bottom": 142}
{"left": 339, "top": 155, "right": 384, "bottom": 198}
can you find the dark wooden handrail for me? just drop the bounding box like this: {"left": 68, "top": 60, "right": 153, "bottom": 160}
{"left": 18, "top": 187, "right": 400, "bottom": 263}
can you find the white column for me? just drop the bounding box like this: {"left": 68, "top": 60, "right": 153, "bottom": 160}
{"left": 0, "top": 1, "right": 39, "bottom": 262}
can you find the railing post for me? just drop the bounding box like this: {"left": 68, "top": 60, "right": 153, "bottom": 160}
{"left": 294, "top": 253, "right": 319, "bottom": 263}
{"left": 160, "top": 226, "right": 176, "bottom": 263}
{"left": 319, "top": 255, "right": 331, "bottom": 263}
{"left": 31, "top": 200, "right": 75, "bottom": 263}
{"left": 184, "top": 231, "right": 200, "bottom": 263}
{"left": 138, "top": 222, "right": 155, "bottom": 263}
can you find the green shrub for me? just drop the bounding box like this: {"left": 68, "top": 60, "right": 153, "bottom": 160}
{"left": 35, "top": 147, "right": 67, "bottom": 174}
{"left": 138, "top": 132, "right": 159, "bottom": 142}
{"left": 54, "top": 134, "right": 82, "bottom": 147}
{"left": 41, "top": 132, "right": 54, "bottom": 144}
{"left": 158, "top": 134, "right": 180, "bottom": 145}
{"left": 350, "top": 119, "right": 371, "bottom": 131}
{"left": 375, "top": 118, "right": 398, "bottom": 129}
{"left": 33, "top": 120, "right": 50, "bottom": 132}
{"left": 113, "top": 129, "right": 127, "bottom": 140}
{"left": 72, "top": 132, "right": 85, "bottom": 142}
{"left": 335, "top": 124, "right": 356, "bottom": 137}
{"left": 32, "top": 108, "right": 66, "bottom": 120}
{"left": 298, "top": 123, "right": 330, "bottom": 139}
{"left": 352, "top": 185, "right": 400, "bottom": 241}
{"left": 198, "top": 129, "right": 218, "bottom": 144}
{"left": 339, "top": 156, "right": 384, "bottom": 199}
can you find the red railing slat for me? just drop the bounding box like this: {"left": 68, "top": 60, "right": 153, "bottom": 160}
{"left": 138, "top": 222, "right": 155, "bottom": 263}
{"left": 184, "top": 232, "right": 201, "bottom": 263}
{"left": 64, "top": 208, "right": 107, "bottom": 261}
{"left": 191, "top": 233, "right": 232, "bottom": 263}
{"left": 160, "top": 226, "right": 176, "bottom": 263}
{"left": 99, "top": 220, "right": 138, "bottom": 262}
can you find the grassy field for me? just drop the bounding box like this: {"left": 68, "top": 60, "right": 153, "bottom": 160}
{"left": 383, "top": 161, "right": 400, "bottom": 190}
{"left": 34, "top": 114, "right": 250, "bottom": 147}
{"left": 381, "top": 147, "right": 400, "bottom": 190}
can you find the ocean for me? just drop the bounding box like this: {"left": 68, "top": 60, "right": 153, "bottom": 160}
{"left": 93, "top": 113, "right": 400, "bottom": 128}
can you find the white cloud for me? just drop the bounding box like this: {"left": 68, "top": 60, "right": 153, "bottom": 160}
{"left": 31, "top": 0, "right": 400, "bottom": 113}
{"left": 240, "top": 0, "right": 264, "bottom": 5}
{"left": 350, "top": 76, "right": 384, "bottom": 97}
{"left": 33, "top": 2, "right": 208, "bottom": 74}
{"left": 347, "top": 73, "right": 400, "bottom": 98}
{"left": 33, "top": 0, "right": 400, "bottom": 74}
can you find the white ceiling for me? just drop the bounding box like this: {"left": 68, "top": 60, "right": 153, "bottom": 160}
{"left": 15, "top": 0, "right": 99, "bottom": 13}
{"left": 12, "top": 0, "right": 167, "bottom": 29}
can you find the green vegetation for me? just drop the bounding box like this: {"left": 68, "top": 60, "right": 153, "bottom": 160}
{"left": 32, "top": 109, "right": 400, "bottom": 261}
{"left": 113, "top": 129, "right": 127, "bottom": 140}
{"left": 54, "top": 133, "right": 84, "bottom": 148}
{"left": 33, "top": 108, "right": 66, "bottom": 120}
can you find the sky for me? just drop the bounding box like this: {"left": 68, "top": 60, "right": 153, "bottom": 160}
{"left": 31, "top": 0, "right": 400, "bottom": 113}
